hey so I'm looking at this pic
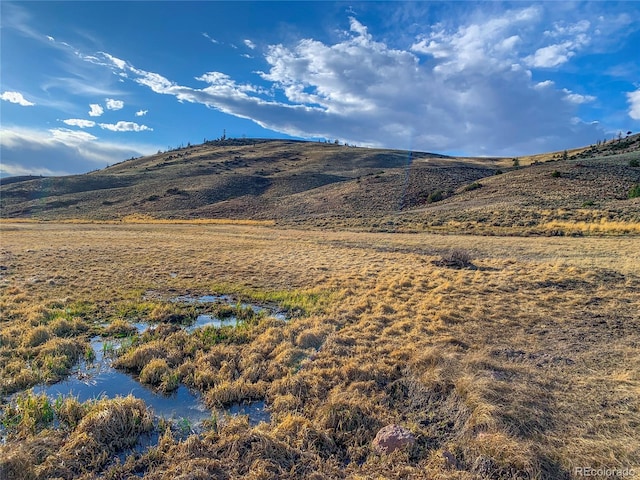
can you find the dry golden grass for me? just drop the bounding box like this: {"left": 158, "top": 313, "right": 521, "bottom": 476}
{"left": 1, "top": 222, "right": 639, "bottom": 479}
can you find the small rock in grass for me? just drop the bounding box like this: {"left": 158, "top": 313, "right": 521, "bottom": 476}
{"left": 372, "top": 424, "right": 415, "bottom": 455}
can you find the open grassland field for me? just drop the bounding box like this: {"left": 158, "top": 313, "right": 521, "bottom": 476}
{"left": 1, "top": 222, "right": 639, "bottom": 479}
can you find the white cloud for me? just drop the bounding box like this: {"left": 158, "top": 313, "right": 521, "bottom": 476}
{"left": 88, "top": 104, "right": 104, "bottom": 116}
{"left": 99, "top": 52, "right": 127, "bottom": 69}
{"left": 62, "top": 118, "right": 96, "bottom": 128}
{"left": 562, "top": 89, "right": 596, "bottom": 105}
{"left": 411, "top": 6, "right": 541, "bottom": 73}
{"left": 105, "top": 98, "right": 124, "bottom": 110}
{"left": 526, "top": 42, "right": 575, "bottom": 68}
{"left": 525, "top": 21, "right": 591, "bottom": 68}
{"left": 628, "top": 89, "right": 640, "bottom": 120}
{"left": 0, "top": 127, "right": 157, "bottom": 176}
{"left": 534, "top": 80, "right": 555, "bottom": 90}
{"left": 97, "top": 7, "right": 605, "bottom": 155}
{"left": 244, "top": 39, "right": 256, "bottom": 49}
{"left": 1, "top": 91, "right": 35, "bottom": 106}
{"left": 135, "top": 109, "right": 148, "bottom": 116}
{"left": 98, "top": 121, "right": 153, "bottom": 132}
{"left": 202, "top": 32, "right": 218, "bottom": 44}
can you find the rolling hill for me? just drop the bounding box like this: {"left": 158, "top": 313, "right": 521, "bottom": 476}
{"left": 1, "top": 136, "right": 639, "bottom": 234}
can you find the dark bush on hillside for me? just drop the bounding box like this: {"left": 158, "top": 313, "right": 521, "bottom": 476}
{"left": 434, "top": 249, "right": 475, "bottom": 269}
{"left": 463, "top": 182, "right": 482, "bottom": 192}
{"left": 166, "top": 187, "right": 187, "bottom": 195}
{"left": 630, "top": 158, "right": 639, "bottom": 167}
{"left": 629, "top": 184, "right": 640, "bottom": 199}
{"left": 551, "top": 170, "right": 562, "bottom": 178}
{"left": 427, "top": 190, "right": 444, "bottom": 203}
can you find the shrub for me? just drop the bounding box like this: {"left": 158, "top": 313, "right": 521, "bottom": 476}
{"left": 166, "top": 187, "right": 188, "bottom": 196}
{"left": 630, "top": 158, "right": 639, "bottom": 167}
{"left": 629, "top": 184, "right": 640, "bottom": 199}
{"left": 551, "top": 170, "right": 561, "bottom": 178}
{"left": 463, "top": 182, "right": 482, "bottom": 192}
{"left": 435, "top": 249, "right": 475, "bottom": 269}
{"left": 427, "top": 190, "right": 444, "bottom": 203}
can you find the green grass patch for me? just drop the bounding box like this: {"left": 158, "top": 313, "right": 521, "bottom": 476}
{"left": 207, "top": 282, "right": 337, "bottom": 315}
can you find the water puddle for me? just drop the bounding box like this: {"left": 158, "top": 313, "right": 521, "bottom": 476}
{"left": 32, "top": 335, "right": 213, "bottom": 426}
{"left": 30, "top": 333, "right": 270, "bottom": 430}
{"left": 6, "top": 296, "right": 283, "bottom": 442}
{"left": 172, "top": 294, "right": 288, "bottom": 322}
{"left": 2, "top": 295, "right": 287, "bottom": 462}
{"left": 186, "top": 314, "right": 241, "bottom": 332}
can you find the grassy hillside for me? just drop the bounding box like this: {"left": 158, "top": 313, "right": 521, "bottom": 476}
{"left": 1, "top": 136, "right": 639, "bottom": 234}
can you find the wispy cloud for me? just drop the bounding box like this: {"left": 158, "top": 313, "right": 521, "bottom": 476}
{"left": 98, "top": 121, "right": 152, "bottom": 132}
{"left": 62, "top": 118, "right": 96, "bottom": 128}
{"left": 105, "top": 98, "right": 124, "bottom": 110}
{"left": 1, "top": 91, "right": 35, "bottom": 106}
{"left": 135, "top": 109, "right": 148, "bottom": 116}
{"left": 202, "top": 32, "right": 219, "bottom": 44}
{"left": 88, "top": 104, "right": 104, "bottom": 117}
{"left": 244, "top": 39, "right": 256, "bottom": 50}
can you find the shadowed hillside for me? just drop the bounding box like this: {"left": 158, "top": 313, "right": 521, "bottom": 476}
{"left": 1, "top": 136, "right": 639, "bottom": 234}
{"left": 0, "top": 139, "right": 493, "bottom": 220}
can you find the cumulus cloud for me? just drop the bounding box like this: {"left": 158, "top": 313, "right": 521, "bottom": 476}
{"left": 88, "top": 104, "right": 104, "bottom": 116}
{"left": 0, "top": 127, "right": 156, "bottom": 176}
{"left": 628, "top": 89, "right": 640, "bottom": 120}
{"left": 98, "top": 121, "right": 152, "bottom": 132}
{"left": 525, "top": 20, "right": 591, "bottom": 68}
{"left": 244, "top": 39, "right": 256, "bottom": 49}
{"left": 98, "top": 8, "right": 605, "bottom": 155}
{"left": 1, "top": 91, "right": 35, "bottom": 106}
{"left": 105, "top": 98, "right": 124, "bottom": 110}
{"left": 526, "top": 42, "right": 574, "bottom": 68}
{"left": 62, "top": 118, "right": 96, "bottom": 128}
{"left": 135, "top": 109, "right": 148, "bottom": 116}
{"left": 562, "top": 89, "right": 596, "bottom": 105}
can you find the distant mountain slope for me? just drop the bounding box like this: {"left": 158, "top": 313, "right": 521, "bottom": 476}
{"left": 0, "top": 139, "right": 494, "bottom": 220}
{"left": 1, "top": 137, "right": 639, "bottom": 233}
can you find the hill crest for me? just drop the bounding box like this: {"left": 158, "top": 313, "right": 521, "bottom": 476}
{"left": 1, "top": 137, "right": 639, "bottom": 234}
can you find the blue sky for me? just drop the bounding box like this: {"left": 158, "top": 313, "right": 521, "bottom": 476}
{"left": 1, "top": 1, "right": 639, "bottom": 177}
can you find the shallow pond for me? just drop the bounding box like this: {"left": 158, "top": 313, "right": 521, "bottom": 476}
{"left": 29, "top": 296, "right": 286, "bottom": 428}
{"left": 33, "top": 336, "right": 213, "bottom": 425}
{"left": 173, "top": 294, "right": 288, "bottom": 321}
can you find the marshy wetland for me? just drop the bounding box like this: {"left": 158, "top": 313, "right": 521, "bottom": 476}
{"left": 1, "top": 221, "right": 639, "bottom": 479}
